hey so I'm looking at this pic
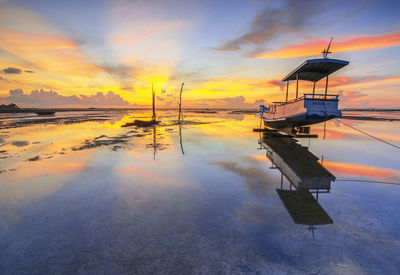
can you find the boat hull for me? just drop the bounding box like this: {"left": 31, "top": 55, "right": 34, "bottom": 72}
{"left": 263, "top": 113, "right": 338, "bottom": 129}
{"left": 261, "top": 95, "right": 341, "bottom": 130}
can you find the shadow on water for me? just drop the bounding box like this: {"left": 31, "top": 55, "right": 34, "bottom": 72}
{"left": 258, "top": 132, "right": 335, "bottom": 238}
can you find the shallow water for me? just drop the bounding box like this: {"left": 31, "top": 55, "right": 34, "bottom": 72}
{"left": 0, "top": 110, "right": 399, "bottom": 274}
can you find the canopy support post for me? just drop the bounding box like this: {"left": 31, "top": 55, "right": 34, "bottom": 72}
{"left": 312, "top": 81, "right": 316, "bottom": 97}
{"left": 324, "top": 75, "right": 329, "bottom": 99}
{"left": 286, "top": 81, "right": 289, "bottom": 102}
{"left": 295, "top": 74, "right": 299, "bottom": 99}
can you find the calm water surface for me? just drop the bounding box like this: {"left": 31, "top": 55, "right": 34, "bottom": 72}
{"left": 0, "top": 110, "right": 399, "bottom": 274}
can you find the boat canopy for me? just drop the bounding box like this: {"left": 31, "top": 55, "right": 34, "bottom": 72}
{"left": 282, "top": 58, "right": 349, "bottom": 82}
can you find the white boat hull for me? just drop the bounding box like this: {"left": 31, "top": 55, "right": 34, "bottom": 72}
{"left": 261, "top": 95, "right": 341, "bottom": 129}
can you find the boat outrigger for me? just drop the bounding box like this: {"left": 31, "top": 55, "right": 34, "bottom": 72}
{"left": 259, "top": 40, "right": 349, "bottom": 135}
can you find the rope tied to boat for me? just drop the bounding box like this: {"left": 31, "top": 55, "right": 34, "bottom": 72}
{"left": 334, "top": 118, "right": 400, "bottom": 150}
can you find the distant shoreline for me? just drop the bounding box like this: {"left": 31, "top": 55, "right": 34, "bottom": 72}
{"left": 0, "top": 107, "right": 255, "bottom": 114}
{"left": 0, "top": 107, "right": 399, "bottom": 114}
{"left": 341, "top": 108, "right": 400, "bottom": 112}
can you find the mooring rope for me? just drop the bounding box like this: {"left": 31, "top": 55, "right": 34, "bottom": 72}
{"left": 336, "top": 179, "right": 400, "bottom": 186}
{"left": 335, "top": 118, "right": 400, "bottom": 150}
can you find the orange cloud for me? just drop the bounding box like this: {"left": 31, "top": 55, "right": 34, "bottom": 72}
{"left": 256, "top": 32, "right": 400, "bottom": 59}
{"left": 186, "top": 77, "right": 282, "bottom": 101}
{"left": 0, "top": 27, "right": 100, "bottom": 77}
{"left": 323, "top": 160, "right": 400, "bottom": 180}
{"left": 0, "top": 27, "right": 120, "bottom": 96}
{"left": 0, "top": 27, "right": 77, "bottom": 51}
{"left": 328, "top": 75, "right": 400, "bottom": 88}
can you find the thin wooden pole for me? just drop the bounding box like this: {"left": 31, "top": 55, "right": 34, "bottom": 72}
{"left": 152, "top": 82, "right": 156, "bottom": 121}
{"left": 324, "top": 75, "right": 329, "bottom": 99}
{"left": 178, "top": 82, "right": 184, "bottom": 123}
{"left": 296, "top": 74, "right": 299, "bottom": 99}
{"left": 286, "top": 81, "right": 289, "bottom": 102}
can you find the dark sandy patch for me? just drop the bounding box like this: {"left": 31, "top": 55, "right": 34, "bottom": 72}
{"left": 0, "top": 115, "right": 110, "bottom": 129}
{"left": 70, "top": 132, "right": 140, "bottom": 151}
{"left": 11, "top": 141, "right": 29, "bottom": 147}
{"left": 112, "top": 145, "right": 122, "bottom": 151}
{"left": 131, "top": 134, "right": 146, "bottom": 137}
{"left": 146, "top": 143, "right": 168, "bottom": 151}
{"left": 164, "top": 128, "right": 176, "bottom": 132}
{"left": 72, "top": 138, "right": 128, "bottom": 151}
{"left": 122, "top": 120, "right": 159, "bottom": 127}
{"left": 0, "top": 150, "right": 10, "bottom": 159}
{"left": 159, "top": 120, "right": 216, "bottom": 127}
{"left": 27, "top": 156, "right": 40, "bottom": 161}
{"left": 66, "top": 130, "right": 161, "bottom": 152}
{"left": 0, "top": 168, "right": 16, "bottom": 174}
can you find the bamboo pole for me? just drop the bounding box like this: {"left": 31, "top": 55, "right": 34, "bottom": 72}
{"left": 296, "top": 74, "right": 299, "bottom": 99}
{"left": 178, "top": 82, "right": 184, "bottom": 123}
{"left": 152, "top": 82, "right": 156, "bottom": 121}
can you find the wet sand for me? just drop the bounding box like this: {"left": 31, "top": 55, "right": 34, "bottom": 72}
{"left": 0, "top": 110, "right": 399, "bottom": 274}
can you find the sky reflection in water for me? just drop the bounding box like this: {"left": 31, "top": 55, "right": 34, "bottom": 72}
{"left": 0, "top": 110, "right": 399, "bottom": 274}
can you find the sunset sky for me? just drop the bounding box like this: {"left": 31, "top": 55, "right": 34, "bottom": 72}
{"left": 0, "top": 0, "right": 399, "bottom": 108}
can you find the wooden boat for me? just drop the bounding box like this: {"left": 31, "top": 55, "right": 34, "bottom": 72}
{"left": 35, "top": 110, "right": 56, "bottom": 116}
{"left": 121, "top": 83, "right": 159, "bottom": 127}
{"left": 259, "top": 40, "right": 349, "bottom": 135}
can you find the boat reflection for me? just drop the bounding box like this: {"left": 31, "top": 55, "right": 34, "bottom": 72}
{"left": 258, "top": 133, "right": 334, "bottom": 236}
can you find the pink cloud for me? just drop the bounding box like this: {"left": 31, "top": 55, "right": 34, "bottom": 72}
{"left": 256, "top": 32, "right": 400, "bottom": 59}
{"left": 1, "top": 89, "right": 130, "bottom": 108}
